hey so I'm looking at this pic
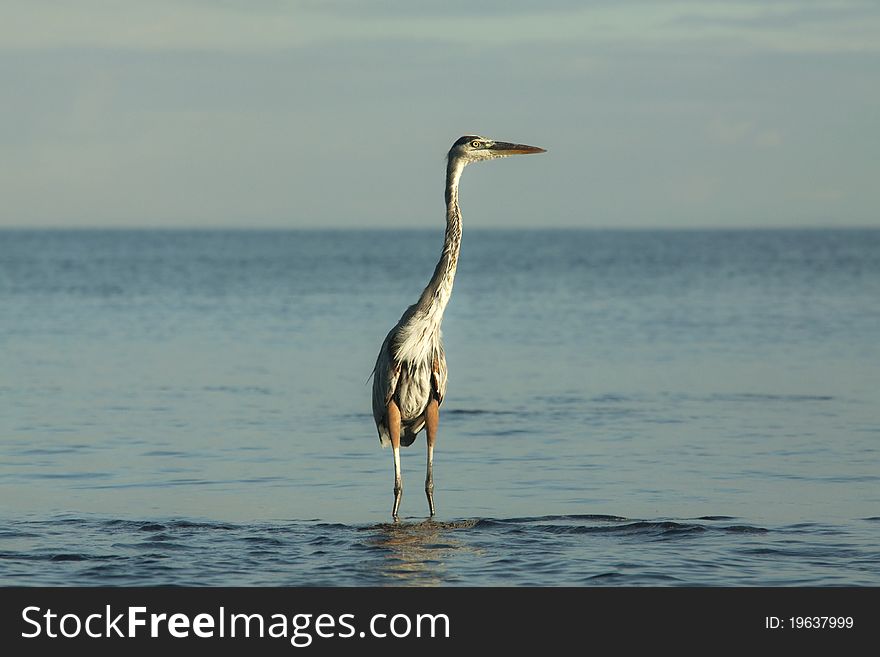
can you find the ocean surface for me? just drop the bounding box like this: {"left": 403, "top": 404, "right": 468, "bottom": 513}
{"left": 1, "top": 228, "right": 878, "bottom": 586}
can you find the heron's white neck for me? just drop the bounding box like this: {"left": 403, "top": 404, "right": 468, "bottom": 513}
{"left": 414, "top": 157, "right": 465, "bottom": 321}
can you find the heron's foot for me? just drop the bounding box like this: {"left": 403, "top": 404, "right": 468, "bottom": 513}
{"left": 392, "top": 478, "right": 402, "bottom": 520}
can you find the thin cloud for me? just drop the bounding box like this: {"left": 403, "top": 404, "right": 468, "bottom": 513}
{"left": 2, "top": 1, "right": 878, "bottom": 53}
{"left": 708, "top": 119, "right": 783, "bottom": 148}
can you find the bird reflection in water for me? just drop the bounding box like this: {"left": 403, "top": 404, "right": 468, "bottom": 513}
{"left": 363, "top": 519, "right": 482, "bottom": 585}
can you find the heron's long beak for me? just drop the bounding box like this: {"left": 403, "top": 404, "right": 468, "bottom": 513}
{"left": 489, "top": 141, "right": 546, "bottom": 155}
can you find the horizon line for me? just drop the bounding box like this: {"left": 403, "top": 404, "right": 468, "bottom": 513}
{"left": 1, "top": 224, "right": 878, "bottom": 232}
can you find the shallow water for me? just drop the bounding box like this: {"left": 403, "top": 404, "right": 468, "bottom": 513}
{"left": 1, "top": 229, "right": 878, "bottom": 585}
{"left": 3, "top": 515, "right": 878, "bottom": 586}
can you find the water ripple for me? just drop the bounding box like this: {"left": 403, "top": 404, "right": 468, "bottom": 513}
{"left": 2, "top": 513, "right": 870, "bottom": 586}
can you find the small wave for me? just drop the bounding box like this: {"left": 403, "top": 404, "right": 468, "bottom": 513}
{"left": 784, "top": 522, "right": 820, "bottom": 530}
{"left": 164, "top": 520, "right": 239, "bottom": 531}
{"left": 131, "top": 540, "right": 190, "bottom": 551}
{"left": 590, "top": 394, "right": 637, "bottom": 403}
{"left": 445, "top": 408, "right": 522, "bottom": 417}
{"left": 243, "top": 536, "right": 286, "bottom": 547}
{"left": 0, "top": 529, "right": 40, "bottom": 539}
{"left": 17, "top": 445, "right": 95, "bottom": 455}
{"left": 49, "top": 553, "right": 90, "bottom": 561}
{"left": 495, "top": 514, "right": 628, "bottom": 523}
{"left": 584, "top": 571, "right": 627, "bottom": 582}
{"left": 546, "top": 520, "right": 708, "bottom": 537}
{"left": 710, "top": 393, "right": 834, "bottom": 403}
{"left": 100, "top": 519, "right": 240, "bottom": 533}
{"left": 32, "top": 472, "right": 111, "bottom": 480}
{"left": 203, "top": 385, "right": 272, "bottom": 395}
{"left": 535, "top": 394, "right": 586, "bottom": 405}
{"left": 721, "top": 525, "right": 768, "bottom": 534}
{"left": 471, "top": 515, "right": 767, "bottom": 539}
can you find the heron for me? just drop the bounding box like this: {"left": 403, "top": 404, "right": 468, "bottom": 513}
{"left": 371, "top": 135, "right": 546, "bottom": 520}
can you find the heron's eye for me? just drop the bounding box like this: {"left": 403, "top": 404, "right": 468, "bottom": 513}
{"left": 470, "top": 140, "right": 481, "bottom": 148}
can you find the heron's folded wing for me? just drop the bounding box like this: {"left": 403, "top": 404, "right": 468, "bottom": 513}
{"left": 431, "top": 350, "right": 447, "bottom": 405}
{"left": 371, "top": 335, "right": 401, "bottom": 422}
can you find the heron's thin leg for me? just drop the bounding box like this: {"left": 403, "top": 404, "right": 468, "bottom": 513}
{"left": 425, "top": 398, "right": 438, "bottom": 517}
{"left": 388, "top": 399, "right": 403, "bottom": 520}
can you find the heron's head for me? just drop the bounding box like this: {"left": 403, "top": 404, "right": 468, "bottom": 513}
{"left": 448, "top": 135, "right": 546, "bottom": 167}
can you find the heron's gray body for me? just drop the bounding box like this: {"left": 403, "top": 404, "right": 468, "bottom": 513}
{"left": 370, "top": 135, "right": 545, "bottom": 518}
{"left": 372, "top": 163, "right": 461, "bottom": 448}
{"left": 371, "top": 309, "right": 449, "bottom": 447}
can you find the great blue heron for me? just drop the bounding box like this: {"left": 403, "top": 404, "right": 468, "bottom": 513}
{"left": 371, "top": 135, "right": 546, "bottom": 520}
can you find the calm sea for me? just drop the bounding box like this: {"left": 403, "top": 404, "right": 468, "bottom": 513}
{"left": 1, "top": 228, "right": 878, "bottom": 585}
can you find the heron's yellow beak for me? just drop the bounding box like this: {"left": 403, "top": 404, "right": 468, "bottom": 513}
{"left": 488, "top": 141, "right": 547, "bottom": 155}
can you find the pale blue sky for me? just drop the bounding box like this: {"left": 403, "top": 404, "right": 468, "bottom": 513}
{"left": 1, "top": 0, "right": 878, "bottom": 228}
